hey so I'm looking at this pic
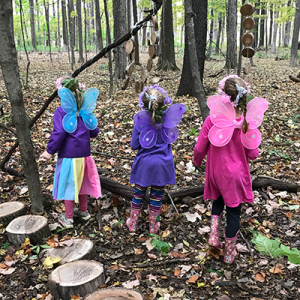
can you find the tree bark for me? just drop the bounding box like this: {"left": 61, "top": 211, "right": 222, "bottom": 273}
{"left": 83, "top": 0, "right": 87, "bottom": 60}
{"left": 113, "top": 0, "right": 127, "bottom": 79}
{"left": 225, "top": 0, "right": 237, "bottom": 69}
{"left": 271, "top": 11, "right": 278, "bottom": 54}
{"left": 95, "top": 0, "right": 103, "bottom": 51}
{"left": 142, "top": 21, "right": 147, "bottom": 53}
{"left": 90, "top": 0, "right": 95, "bottom": 45}
{"left": 269, "top": 4, "right": 273, "bottom": 46}
{"left": 132, "top": 0, "right": 140, "bottom": 64}
{"left": 36, "top": 0, "right": 41, "bottom": 46}
{"left": 57, "top": 0, "right": 61, "bottom": 52}
{"left": 68, "top": 0, "right": 76, "bottom": 68}
{"left": 259, "top": 8, "right": 266, "bottom": 48}
{"left": 29, "top": 0, "right": 37, "bottom": 51}
{"left": 127, "top": 0, "right": 131, "bottom": 32}
{"left": 290, "top": 0, "right": 300, "bottom": 67}
{"left": 77, "top": 0, "right": 84, "bottom": 62}
{"left": 62, "top": 0, "right": 69, "bottom": 51}
{"left": 177, "top": 0, "right": 207, "bottom": 96}
{"left": 215, "top": 13, "right": 222, "bottom": 54}
{"left": 184, "top": 0, "right": 209, "bottom": 121}
{"left": 43, "top": 0, "right": 52, "bottom": 62}
{"left": 0, "top": 0, "right": 45, "bottom": 213}
{"left": 253, "top": 2, "right": 259, "bottom": 48}
{"left": 207, "top": 9, "right": 214, "bottom": 59}
{"left": 284, "top": 1, "right": 291, "bottom": 47}
{"left": 237, "top": 0, "right": 245, "bottom": 76}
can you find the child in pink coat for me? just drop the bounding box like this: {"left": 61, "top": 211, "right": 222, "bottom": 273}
{"left": 193, "top": 75, "right": 268, "bottom": 263}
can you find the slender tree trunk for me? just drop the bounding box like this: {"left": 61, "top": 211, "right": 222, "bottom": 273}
{"left": 0, "top": 1, "right": 45, "bottom": 214}
{"left": 284, "top": 2, "right": 291, "bottom": 48}
{"left": 290, "top": 0, "right": 300, "bottom": 67}
{"left": 77, "top": 0, "right": 84, "bottom": 62}
{"left": 43, "top": 0, "right": 52, "bottom": 62}
{"left": 157, "top": 0, "right": 178, "bottom": 71}
{"left": 259, "top": 8, "right": 266, "bottom": 48}
{"left": 180, "top": 24, "right": 184, "bottom": 48}
{"left": 57, "top": 0, "right": 61, "bottom": 52}
{"left": 237, "top": 0, "right": 245, "bottom": 76}
{"left": 104, "top": 0, "right": 113, "bottom": 96}
{"left": 184, "top": 0, "right": 209, "bottom": 121}
{"left": 142, "top": 23, "right": 147, "bottom": 53}
{"left": 113, "top": 0, "right": 127, "bottom": 79}
{"left": 254, "top": 2, "right": 259, "bottom": 48}
{"left": 53, "top": 0, "right": 57, "bottom": 47}
{"left": 226, "top": 0, "right": 237, "bottom": 69}
{"left": 68, "top": 0, "right": 76, "bottom": 68}
{"left": 62, "top": 0, "right": 69, "bottom": 51}
{"left": 269, "top": 4, "right": 273, "bottom": 46}
{"left": 83, "top": 0, "right": 87, "bottom": 60}
{"left": 207, "top": 9, "right": 214, "bottom": 59}
{"left": 215, "top": 13, "right": 222, "bottom": 54}
{"left": 95, "top": 0, "right": 103, "bottom": 51}
{"left": 127, "top": 0, "right": 131, "bottom": 32}
{"left": 177, "top": 0, "right": 207, "bottom": 96}
{"left": 36, "top": 0, "right": 41, "bottom": 46}
{"left": 29, "top": 0, "right": 37, "bottom": 51}
{"left": 90, "top": 0, "right": 95, "bottom": 45}
{"left": 271, "top": 11, "right": 278, "bottom": 54}
{"left": 132, "top": 0, "right": 140, "bottom": 64}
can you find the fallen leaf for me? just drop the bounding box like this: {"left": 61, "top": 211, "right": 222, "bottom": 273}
{"left": 184, "top": 212, "right": 201, "bottom": 222}
{"left": 134, "top": 248, "right": 144, "bottom": 255}
{"left": 162, "top": 230, "right": 171, "bottom": 238}
{"left": 161, "top": 204, "right": 170, "bottom": 214}
{"left": 148, "top": 253, "right": 157, "bottom": 259}
{"left": 47, "top": 236, "right": 60, "bottom": 248}
{"left": 269, "top": 267, "right": 283, "bottom": 274}
{"left": 0, "top": 267, "right": 15, "bottom": 275}
{"left": 137, "top": 237, "right": 147, "bottom": 242}
{"left": 236, "top": 243, "right": 249, "bottom": 253}
{"left": 122, "top": 279, "right": 140, "bottom": 289}
{"left": 135, "top": 271, "right": 141, "bottom": 281}
{"left": 285, "top": 212, "right": 293, "bottom": 219}
{"left": 255, "top": 271, "right": 266, "bottom": 282}
{"left": 172, "top": 251, "right": 187, "bottom": 258}
{"left": 207, "top": 247, "right": 223, "bottom": 259}
{"left": 43, "top": 256, "right": 62, "bottom": 269}
{"left": 198, "top": 226, "right": 210, "bottom": 235}
{"left": 188, "top": 275, "right": 199, "bottom": 283}
{"left": 70, "top": 296, "right": 80, "bottom": 300}
{"left": 174, "top": 269, "right": 181, "bottom": 278}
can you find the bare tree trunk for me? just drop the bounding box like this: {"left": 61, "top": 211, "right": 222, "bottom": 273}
{"left": 237, "top": 0, "right": 245, "bottom": 76}
{"left": 95, "top": 0, "right": 103, "bottom": 51}
{"left": 90, "top": 0, "right": 95, "bottom": 45}
{"left": 226, "top": 0, "right": 237, "bottom": 69}
{"left": 271, "top": 11, "right": 278, "bottom": 54}
{"left": 284, "top": 2, "right": 291, "bottom": 47}
{"left": 254, "top": 2, "right": 259, "bottom": 48}
{"left": 207, "top": 9, "right": 214, "bottom": 59}
{"left": 83, "top": 0, "right": 87, "bottom": 61}
{"left": 68, "top": 0, "right": 76, "bottom": 68}
{"left": 57, "top": 0, "right": 61, "bottom": 52}
{"left": 0, "top": 0, "right": 45, "bottom": 214}
{"left": 62, "top": 0, "right": 69, "bottom": 51}
{"left": 104, "top": 0, "right": 113, "bottom": 97}
{"left": 259, "top": 7, "right": 266, "bottom": 48}
{"left": 132, "top": 0, "right": 140, "bottom": 64}
{"left": 113, "top": 0, "right": 127, "bottom": 79}
{"left": 43, "top": 0, "right": 52, "bottom": 62}
{"left": 180, "top": 24, "right": 184, "bottom": 48}
{"left": 142, "top": 22, "right": 147, "bottom": 53}
{"left": 157, "top": 0, "right": 178, "bottom": 71}
{"left": 77, "top": 0, "right": 84, "bottom": 62}
{"left": 53, "top": 0, "right": 57, "bottom": 47}
{"left": 290, "top": 0, "right": 300, "bottom": 67}
{"left": 36, "top": 0, "right": 41, "bottom": 46}
{"left": 269, "top": 4, "right": 273, "bottom": 46}
{"left": 215, "top": 13, "right": 222, "bottom": 54}
{"left": 127, "top": 0, "right": 131, "bottom": 32}
{"left": 184, "top": 0, "right": 209, "bottom": 121}
{"left": 29, "top": 0, "right": 37, "bottom": 51}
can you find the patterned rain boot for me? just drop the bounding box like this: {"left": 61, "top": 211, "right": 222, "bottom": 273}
{"left": 148, "top": 207, "right": 161, "bottom": 234}
{"left": 208, "top": 214, "right": 223, "bottom": 249}
{"left": 126, "top": 203, "right": 142, "bottom": 232}
{"left": 224, "top": 230, "right": 239, "bottom": 264}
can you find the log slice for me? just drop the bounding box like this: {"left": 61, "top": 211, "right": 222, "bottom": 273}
{"left": 43, "top": 238, "right": 95, "bottom": 264}
{"left": 148, "top": 45, "right": 156, "bottom": 59}
{"left": 48, "top": 260, "right": 105, "bottom": 300}
{"left": 6, "top": 215, "right": 50, "bottom": 245}
{"left": 0, "top": 201, "right": 26, "bottom": 226}
{"left": 86, "top": 287, "right": 144, "bottom": 300}
{"left": 125, "top": 39, "right": 135, "bottom": 54}
{"left": 147, "top": 58, "right": 153, "bottom": 72}
{"left": 125, "top": 63, "right": 135, "bottom": 76}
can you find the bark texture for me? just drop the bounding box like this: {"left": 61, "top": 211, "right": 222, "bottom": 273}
{"left": 76, "top": 0, "right": 84, "bottom": 62}
{"left": 43, "top": 0, "right": 52, "bottom": 61}
{"left": 29, "top": 0, "right": 37, "bottom": 51}
{"left": 290, "top": 0, "right": 300, "bottom": 67}
{"left": 132, "top": 0, "right": 140, "bottom": 64}
{"left": 95, "top": 0, "right": 103, "bottom": 51}
{"left": 62, "top": 0, "right": 68, "bottom": 51}
{"left": 225, "top": 0, "right": 237, "bottom": 69}
{"left": 0, "top": 1, "right": 45, "bottom": 213}
{"left": 68, "top": 0, "right": 76, "bottom": 67}
{"left": 271, "top": 11, "right": 279, "bottom": 54}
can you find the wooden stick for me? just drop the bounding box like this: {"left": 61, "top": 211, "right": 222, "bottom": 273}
{"left": 166, "top": 190, "right": 179, "bottom": 214}
{"left": 0, "top": 123, "right": 17, "bottom": 135}
{"left": 239, "top": 230, "right": 253, "bottom": 257}
{"left": 251, "top": 156, "right": 285, "bottom": 164}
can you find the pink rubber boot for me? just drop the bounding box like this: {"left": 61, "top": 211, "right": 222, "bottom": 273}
{"left": 224, "top": 230, "right": 239, "bottom": 264}
{"left": 208, "top": 214, "right": 223, "bottom": 249}
{"left": 126, "top": 203, "right": 142, "bottom": 232}
{"left": 149, "top": 207, "right": 161, "bottom": 234}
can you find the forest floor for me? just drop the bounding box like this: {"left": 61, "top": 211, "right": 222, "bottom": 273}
{"left": 0, "top": 50, "right": 300, "bottom": 300}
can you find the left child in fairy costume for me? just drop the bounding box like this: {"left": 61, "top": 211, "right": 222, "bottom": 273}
{"left": 39, "top": 77, "right": 102, "bottom": 228}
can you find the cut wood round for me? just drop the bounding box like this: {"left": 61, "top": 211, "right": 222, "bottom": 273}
{"left": 151, "top": 31, "right": 157, "bottom": 44}
{"left": 240, "top": 3, "right": 255, "bottom": 16}
{"left": 43, "top": 239, "right": 95, "bottom": 264}
{"left": 6, "top": 215, "right": 50, "bottom": 245}
{"left": 242, "top": 17, "right": 255, "bottom": 31}
{"left": 48, "top": 260, "right": 105, "bottom": 300}
{"left": 125, "top": 63, "right": 135, "bottom": 76}
{"left": 147, "top": 58, "right": 153, "bottom": 72}
{"left": 86, "top": 287, "right": 144, "bottom": 300}
{"left": 152, "top": 15, "right": 158, "bottom": 31}
{"left": 141, "top": 69, "right": 147, "bottom": 83}
{"left": 242, "top": 47, "right": 255, "bottom": 58}
{"left": 125, "top": 39, "right": 135, "bottom": 55}
{"left": 242, "top": 32, "right": 254, "bottom": 47}
{"left": 0, "top": 201, "right": 26, "bottom": 226}
{"left": 148, "top": 45, "right": 156, "bottom": 59}
{"left": 135, "top": 81, "right": 141, "bottom": 94}
{"left": 122, "top": 77, "right": 130, "bottom": 90}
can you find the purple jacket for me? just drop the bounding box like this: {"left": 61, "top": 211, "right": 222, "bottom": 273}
{"left": 47, "top": 107, "right": 99, "bottom": 158}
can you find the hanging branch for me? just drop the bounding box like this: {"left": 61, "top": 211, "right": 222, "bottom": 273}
{"left": 0, "top": 0, "right": 163, "bottom": 176}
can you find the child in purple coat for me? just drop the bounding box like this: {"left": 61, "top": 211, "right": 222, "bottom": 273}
{"left": 127, "top": 85, "right": 186, "bottom": 233}
{"left": 40, "top": 78, "right": 101, "bottom": 228}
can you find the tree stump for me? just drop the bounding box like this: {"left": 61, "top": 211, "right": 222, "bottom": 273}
{"left": 147, "top": 58, "right": 153, "bottom": 72}
{"left": 42, "top": 239, "right": 95, "bottom": 264}
{"left": 6, "top": 215, "right": 50, "bottom": 245}
{"left": 86, "top": 288, "right": 144, "bottom": 300}
{"left": 125, "top": 63, "right": 135, "bottom": 76}
{"left": 48, "top": 260, "right": 105, "bottom": 300}
{"left": 0, "top": 201, "right": 25, "bottom": 226}
{"left": 148, "top": 45, "right": 156, "bottom": 59}
{"left": 125, "top": 39, "right": 135, "bottom": 55}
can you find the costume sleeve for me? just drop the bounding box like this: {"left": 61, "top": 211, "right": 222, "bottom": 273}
{"left": 47, "top": 108, "right": 67, "bottom": 155}
{"left": 193, "top": 117, "right": 212, "bottom": 166}
{"left": 130, "top": 126, "right": 141, "bottom": 150}
{"left": 90, "top": 127, "right": 99, "bottom": 138}
{"left": 246, "top": 147, "right": 259, "bottom": 160}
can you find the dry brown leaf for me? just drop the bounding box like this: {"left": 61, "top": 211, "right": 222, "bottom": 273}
{"left": 134, "top": 248, "right": 144, "bottom": 255}
{"left": 270, "top": 267, "right": 283, "bottom": 274}
{"left": 161, "top": 204, "right": 170, "bottom": 214}
{"left": 172, "top": 251, "right": 187, "bottom": 258}
{"left": 0, "top": 263, "right": 8, "bottom": 269}
{"left": 47, "top": 236, "right": 60, "bottom": 248}
{"left": 255, "top": 271, "right": 266, "bottom": 282}
{"left": 108, "top": 265, "right": 119, "bottom": 270}
{"left": 70, "top": 295, "right": 80, "bottom": 300}
{"left": 4, "top": 255, "right": 12, "bottom": 261}
{"left": 112, "top": 194, "right": 122, "bottom": 207}
{"left": 137, "top": 237, "right": 147, "bottom": 242}
{"left": 174, "top": 269, "right": 181, "bottom": 278}
{"left": 285, "top": 212, "right": 293, "bottom": 219}
{"left": 135, "top": 271, "right": 141, "bottom": 281}
{"left": 148, "top": 253, "right": 157, "bottom": 259}
{"left": 187, "top": 275, "right": 199, "bottom": 283}
{"left": 207, "top": 247, "right": 223, "bottom": 259}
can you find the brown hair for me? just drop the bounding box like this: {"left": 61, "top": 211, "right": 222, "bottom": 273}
{"left": 142, "top": 88, "right": 165, "bottom": 126}
{"left": 224, "top": 78, "right": 249, "bottom": 134}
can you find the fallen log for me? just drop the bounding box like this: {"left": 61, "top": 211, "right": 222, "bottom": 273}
{"left": 99, "top": 175, "right": 300, "bottom": 203}
{"left": 289, "top": 75, "right": 300, "bottom": 83}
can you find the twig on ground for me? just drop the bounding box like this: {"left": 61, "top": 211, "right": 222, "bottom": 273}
{"left": 240, "top": 231, "right": 253, "bottom": 257}
{"left": 0, "top": 123, "right": 17, "bottom": 135}
{"left": 95, "top": 200, "right": 103, "bottom": 232}
{"left": 251, "top": 156, "right": 285, "bottom": 164}
{"left": 166, "top": 190, "right": 179, "bottom": 215}
{"left": 126, "top": 258, "right": 200, "bottom": 268}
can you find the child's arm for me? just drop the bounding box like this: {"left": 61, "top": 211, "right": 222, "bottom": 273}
{"left": 193, "top": 117, "right": 212, "bottom": 166}
{"left": 246, "top": 148, "right": 259, "bottom": 160}
{"left": 46, "top": 108, "right": 67, "bottom": 155}
{"left": 90, "top": 127, "right": 99, "bottom": 138}
{"left": 130, "top": 126, "right": 140, "bottom": 150}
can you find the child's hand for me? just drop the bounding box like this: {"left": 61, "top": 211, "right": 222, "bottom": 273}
{"left": 39, "top": 151, "right": 52, "bottom": 161}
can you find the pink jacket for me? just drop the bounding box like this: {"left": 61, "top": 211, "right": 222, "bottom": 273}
{"left": 193, "top": 116, "right": 259, "bottom": 207}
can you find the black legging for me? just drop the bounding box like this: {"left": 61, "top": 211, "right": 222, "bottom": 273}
{"left": 211, "top": 195, "right": 241, "bottom": 238}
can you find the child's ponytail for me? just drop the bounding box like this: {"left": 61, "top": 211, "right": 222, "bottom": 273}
{"left": 240, "top": 96, "right": 249, "bottom": 134}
